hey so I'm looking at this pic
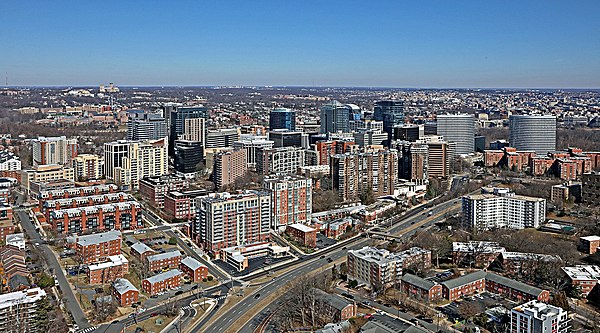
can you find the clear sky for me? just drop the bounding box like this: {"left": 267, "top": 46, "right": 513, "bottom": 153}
{"left": 1, "top": 1, "right": 599, "bottom": 88}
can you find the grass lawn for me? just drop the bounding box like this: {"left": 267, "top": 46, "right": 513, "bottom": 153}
{"left": 125, "top": 314, "right": 176, "bottom": 333}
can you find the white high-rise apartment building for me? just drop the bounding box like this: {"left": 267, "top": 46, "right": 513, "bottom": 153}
{"left": 462, "top": 187, "right": 546, "bottom": 231}
{"left": 509, "top": 115, "right": 557, "bottom": 155}
{"left": 32, "top": 136, "right": 78, "bottom": 166}
{"left": 72, "top": 154, "right": 103, "bottom": 180}
{"left": 510, "top": 300, "right": 569, "bottom": 333}
{"left": 0, "top": 288, "right": 47, "bottom": 332}
{"left": 104, "top": 139, "right": 168, "bottom": 190}
{"left": 233, "top": 135, "right": 274, "bottom": 169}
{"left": 436, "top": 114, "right": 475, "bottom": 155}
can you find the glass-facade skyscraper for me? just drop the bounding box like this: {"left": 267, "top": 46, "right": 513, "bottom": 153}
{"left": 374, "top": 100, "right": 405, "bottom": 143}
{"left": 436, "top": 114, "right": 475, "bottom": 155}
{"left": 269, "top": 108, "right": 296, "bottom": 131}
{"left": 320, "top": 100, "right": 350, "bottom": 134}
{"left": 169, "top": 106, "right": 208, "bottom": 155}
{"left": 509, "top": 115, "right": 556, "bottom": 155}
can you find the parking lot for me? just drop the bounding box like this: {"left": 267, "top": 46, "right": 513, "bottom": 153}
{"left": 439, "top": 292, "right": 516, "bottom": 321}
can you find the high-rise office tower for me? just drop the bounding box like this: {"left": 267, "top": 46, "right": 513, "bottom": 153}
{"left": 509, "top": 115, "right": 557, "bottom": 155}
{"left": 269, "top": 108, "right": 296, "bottom": 131}
{"left": 169, "top": 106, "right": 208, "bottom": 155}
{"left": 32, "top": 136, "right": 78, "bottom": 166}
{"left": 269, "top": 130, "right": 305, "bottom": 148}
{"left": 374, "top": 100, "right": 405, "bottom": 142}
{"left": 205, "top": 128, "right": 241, "bottom": 149}
{"left": 320, "top": 101, "right": 350, "bottom": 134}
{"left": 396, "top": 141, "right": 428, "bottom": 182}
{"left": 104, "top": 139, "right": 168, "bottom": 190}
{"left": 174, "top": 140, "right": 203, "bottom": 176}
{"left": 436, "top": 114, "right": 475, "bottom": 155}
{"left": 127, "top": 113, "right": 168, "bottom": 141}
{"left": 393, "top": 124, "right": 421, "bottom": 142}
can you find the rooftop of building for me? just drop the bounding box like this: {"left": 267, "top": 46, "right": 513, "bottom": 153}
{"left": 313, "top": 288, "right": 353, "bottom": 311}
{"left": 512, "top": 300, "right": 564, "bottom": 319}
{"left": 88, "top": 254, "right": 128, "bottom": 271}
{"left": 485, "top": 272, "right": 545, "bottom": 296}
{"left": 139, "top": 174, "right": 189, "bottom": 185}
{"left": 287, "top": 223, "right": 316, "bottom": 233}
{"left": 39, "top": 184, "right": 118, "bottom": 198}
{"left": 464, "top": 187, "right": 545, "bottom": 202}
{"left": 50, "top": 201, "right": 141, "bottom": 218}
{"left": 131, "top": 242, "right": 154, "bottom": 254}
{"left": 580, "top": 235, "right": 600, "bottom": 242}
{"left": 181, "top": 256, "right": 206, "bottom": 271}
{"left": 501, "top": 252, "right": 561, "bottom": 262}
{"left": 0, "top": 287, "right": 46, "bottom": 311}
{"left": 5, "top": 233, "right": 24, "bottom": 243}
{"left": 562, "top": 265, "right": 600, "bottom": 281}
{"left": 146, "top": 250, "right": 182, "bottom": 262}
{"left": 452, "top": 241, "right": 506, "bottom": 253}
{"left": 144, "top": 269, "right": 182, "bottom": 284}
{"left": 75, "top": 230, "right": 122, "bottom": 247}
{"left": 348, "top": 246, "right": 430, "bottom": 266}
{"left": 44, "top": 192, "right": 132, "bottom": 207}
{"left": 113, "top": 278, "right": 138, "bottom": 295}
{"left": 401, "top": 273, "right": 437, "bottom": 290}
{"left": 441, "top": 270, "right": 488, "bottom": 290}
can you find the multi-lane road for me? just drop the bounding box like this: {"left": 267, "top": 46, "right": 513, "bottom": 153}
{"left": 198, "top": 198, "right": 461, "bottom": 333}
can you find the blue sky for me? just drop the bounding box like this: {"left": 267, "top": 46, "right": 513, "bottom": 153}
{"left": 1, "top": 1, "right": 599, "bottom": 88}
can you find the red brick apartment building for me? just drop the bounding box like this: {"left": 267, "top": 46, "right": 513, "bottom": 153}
{"left": 285, "top": 223, "right": 317, "bottom": 248}
{"left": 146, "top": 250, "right": 182, "bottom": 272}
{"left": 313, "top": 288, "right": 357, "bottom": 321}
{"left": 562, "top": 265, "right": 600, "bottom": 296}
{"left": 38, "top": 184, "right": 118, "bottom": 206}
{"left": 42, "top": 192, "right": 132, "bottom": 224}
{"left": 580, "top": 236, "right": 600, "bottom": 255}
{"left": 139, "top": 175, "right": 190, "bottom": 209}
{"left": 87, "top": 254, "right": 128, "bottom": 284}
{"left": 73, "top": 230, "right": 122, "bottom": 264}
{"left": 130, "top": 242, "right": 156, "bottom": 262}
{"left": 49, "top": 201, "right": 143, "bottom": 234}
{"left": 113, "top": 278, "right": 139, "bottom": 307}
{"left": 401, "top": 273, "right": 443, "bottom": 302}
{"left": 441, "top": 271, "right": 487, "bottom": 301}
{"left": 142, "top": 269, "right": 182, "bottom": 295}
{"left": 180, "top": 257, "right": 208, "bottom": 282}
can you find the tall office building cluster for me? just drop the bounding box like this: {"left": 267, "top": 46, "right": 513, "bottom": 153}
{"left": 436, "top": 114, "right": 475, "bottom": 155}
{"left": 32, "top": 136, "right": 78, "bottom": 166}
{"left": 374, "top": 100, "right": 405, "bottom": 142}
{"left": 104, "top": 139, "right": 168, "bottom": 190}
{"left": 509, "top": 115, "right": 557, "bottom": 155}
{"left": 396, "top": 135, "right": 455, "bottom": 181}
{"left": 169, "top": 106, "right": 208, "bottom": 154}
{"left": 462, "top": 187, "right": 546, "bottom": 231}
{"left": 194, "top": 191, "right": 271, "bottom": 253}
{"left": 320, "top": 100, "right": 352, "bottom": 134}
{"left": 331, "top": 148, "right": 398, "bottom": 201}
{"left": 127, "top": 112, "right": 168, "bottom": 141}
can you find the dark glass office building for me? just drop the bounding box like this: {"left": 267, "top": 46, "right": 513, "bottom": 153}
{"left": 374, "top": 100, "right": 405, "bottom": 142}
{"left": 320, "top": 100, "right": 350, "bottom": 134}
{"left": 169, "top": 106, "right": 208, "bottom": 156}
{"left": 174, "top": 140, "right": 204, "bottom": 175}
{"left": 269, "top": 108, "right": 296, "bottom": 131}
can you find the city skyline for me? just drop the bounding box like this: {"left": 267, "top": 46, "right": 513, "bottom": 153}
{"left": 1, "top": 1, "right": 599, "bottom": 88}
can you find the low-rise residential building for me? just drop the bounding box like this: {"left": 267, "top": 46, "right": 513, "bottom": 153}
{"left": 50, "top": 201, "right": 142, "bottom": 234}
{"left": 0, "top": 245, "right": 29, "bottom": 291}
{"left": 400, "top": 273, "right": 443, "bottom": 302}
{"left": 73, "top": 230, "right": 122, "bottom": 264}
{"left": 347, "top": 246, "right": 432, "bottom": 289}
{"left": 146, "top": 250, "right": 183, "bottom": 272}
{"left": 322, "top": 217, "right": 354, "bottom": 239}
{"left": 452, "top": 241, "right": 506, "bottom": 268}
{"left": 286, "top": 223, "right": 317, "bottom": 248}
{"left": 499, "top": 252, "right": 562, "bottom": 277}
{"left": 142, "top": 269, "right": 182, "bottom": 295}
{"left": 312, "top": 288, "right": 357, "bottom": 321}
{"left": 0, "top": 288, "right": 47, "bottom": 332}
{"left": 582, "top": 172, "right": 600, "bottom": 207}
{"left": 462, "top": 187, "right": 546, "bottom": 231}
{"left": 440, "top": 270, "right": 550, "bottom": 302}
{"left": 441, "top": 271, "right": 487, "bottom": 301}
{"left": 87, "top": 254, "right": 129, "bottom": 284}
{"left": 113, "top": 278, "right": 139, "bottom": 307}
{"left": 130, "top": 242, "right": 156, "bottom": 262}
{"left": 0, "top": 218, "right": 15, "bottom": 243}
{"left": 163, "top": 190, "right": 208, "bottom": 221}
{"left": 579, "top": 235, "right": 600, "bottom": 255}
{"left": 216, "top": 242, "right": 289, "bottom": 271}
{"left": 562, "top": 265, "right": 600, "bottom": 296}
{"left": 510, "top": 300, "right": 570, "bottom": 333}
{"left": 180, "top": 257, "right": 208, "bottom": 282}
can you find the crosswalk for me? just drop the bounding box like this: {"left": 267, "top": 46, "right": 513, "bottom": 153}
{"left": 215, "top": 295, "right": 227, "bottom": 301}
{"left": 181, "top": 305, "right": 192, "bottom": 310}
{"left": 76, "top": 326, "right": 97, "bottom": 333}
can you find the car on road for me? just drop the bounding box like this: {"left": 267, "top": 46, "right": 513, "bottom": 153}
{"left": 254, "top": 293, "right": 261, "bottom": 299}
{"left": 150, "top": 295, "right": 158, "bottom": 298}
{"left": 175, "top": 291, "right": 183, "bottom": 295}
{"left": 326, "top": 258, "right": 333, "bottom": 263}
{"left": 191, "top": 285, "right": 198, "bottom": 290}
{"left": 342, "top": 247, "right": 347, "bottom": 250}
{"left": 341, "top": 293, "right": 354, "bottom": 299}
{"left": 320, "top": 255, "right": 325, "bottom": 259}
{"left": 151, "top": 312, "right": 158, "bottom": 317}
